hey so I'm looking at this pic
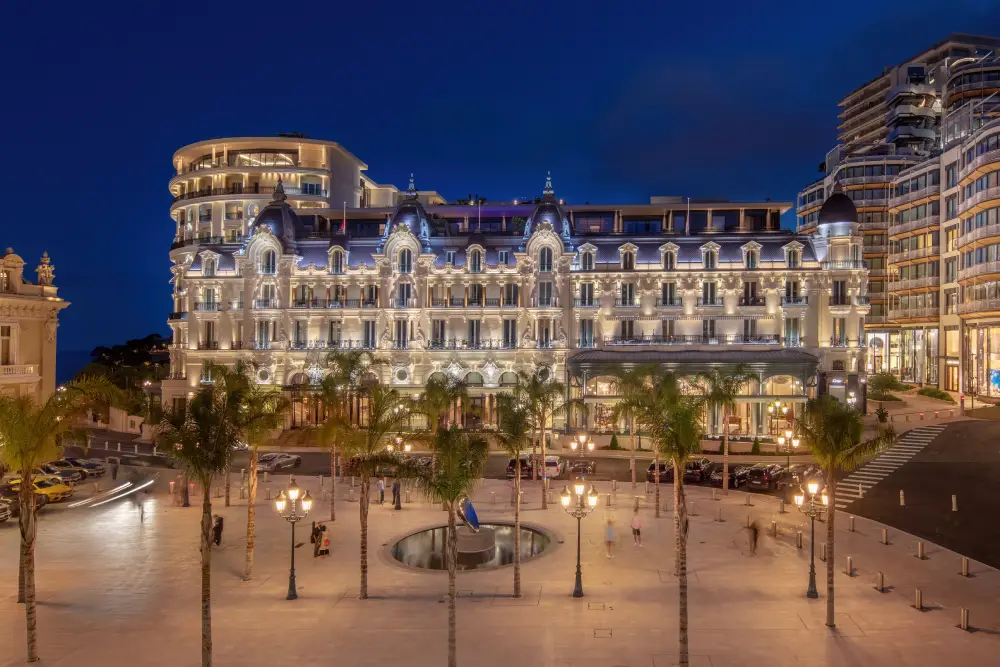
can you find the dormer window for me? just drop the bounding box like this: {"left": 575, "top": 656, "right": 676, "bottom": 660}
{"left": 331, "top": 249, "right": 344, "bottom": 274}
{"left": 260, "top": 249, "right": 276, "bottom": 275}
{"left": 663, "top": 252, "right": 675, "bottom": 270}
{"left": 786, "top": 247, "right": 801, "bottom": 269}
{"left": 203, "top": 257, "right": 216, "bottom": 277}
{"left": 470, "top": 249, "right": 483, "bottom": 273}
{"left": 581, "top": 251, "right": 594, "bottom": 271}
{"left": 539, "top": 247, "right": 553, "bottom": 272}
{"left": 621, "top": 251, "right": 635, "bottom": 270}
{"left": 446, "top": 251, "right": 456, "bottom": 266}
{"left": 703, "top": 250, "right": 716, "bottom": 269}
{"left": 398, "top": 248, "right": 412, "bottom": 274}
{"left": 743, "top": 247, "right": 759, "bottom": 270}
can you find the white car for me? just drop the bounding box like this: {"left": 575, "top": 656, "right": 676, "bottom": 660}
{"left": 540, "top": 456, "right": 566, "bottom": 479}
{"left": 256, "top": 453, "right": 301, "bottom": 472}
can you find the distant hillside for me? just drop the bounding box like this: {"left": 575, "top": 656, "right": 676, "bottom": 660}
{"left": 57, "top": 349, "right": 93, "bottom": 384}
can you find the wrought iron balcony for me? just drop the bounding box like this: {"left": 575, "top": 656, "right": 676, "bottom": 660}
{"left": 696, "top": 297, "right": 723, "bottom": 307}
{"left": 655, "top": 298, "right": 681, "bottom": 307}
{"left": 738, "top": 296, "right": 766, "bottom": 307}
{"left": 574, "top": 298, "right": 599, "bottom": 308}
{"left": 781, "top": 296, "right": 808, "bottom": 306}
{"left": 603, "top": 334, "right": 780, "bottom": 346}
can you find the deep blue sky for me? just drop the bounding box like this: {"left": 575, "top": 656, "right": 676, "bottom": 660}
{"left": 3, "top": 0, "right": 1000, "bottom": 370}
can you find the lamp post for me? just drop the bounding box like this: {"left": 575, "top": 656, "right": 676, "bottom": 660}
{"left": 783, "top": 429, "right": 793, "bottom": 468}
{"left": 274, "top": 478, "right": 313, "bottom": 600}
{"left": 560, "top": 481, "right": 599, "bottom": 598}
{"left": 793, "top": 480, "right": 828, "bottom": 599}
{"left": 570, "top": 433, "right": 595, "bottom": 460}
{"left": 790, "top": 437, "right": 800, "bottom": 469}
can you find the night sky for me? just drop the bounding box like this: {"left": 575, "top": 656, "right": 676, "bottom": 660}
{"left": 3, "top": 0, "right": 1000, "bottom": 375}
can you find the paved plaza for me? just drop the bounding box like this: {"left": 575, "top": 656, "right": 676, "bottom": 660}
{"left": 2, "top": 474, "right": 999, "bottom": 666}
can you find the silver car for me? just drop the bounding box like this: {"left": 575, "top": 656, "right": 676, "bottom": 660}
{"left": 256, "top": 453, "right": 301, "bottom": 472}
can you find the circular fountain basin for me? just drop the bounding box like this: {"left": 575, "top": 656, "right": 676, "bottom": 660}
{"left": 390, "top": 523, "right": 551, "bottom": 571}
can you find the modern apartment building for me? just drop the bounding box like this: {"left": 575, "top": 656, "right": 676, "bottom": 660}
{"left": 0, "top": 248, "right": 67, "bottom": 402}
{"left": 798, "top": 34, "right": 1000, "bottom": 398}
{"left": 164, "top": 136, "right": 871, "bottom": 432}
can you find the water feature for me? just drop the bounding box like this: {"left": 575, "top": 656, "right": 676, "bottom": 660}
{"left": 390, "top": 523, "right": 551, "bottom": 571}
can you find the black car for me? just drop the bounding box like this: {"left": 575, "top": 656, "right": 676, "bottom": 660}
{"left": 567, "top": 459, "right": 596, "bottom": 476}
{"left": 746, "top": 463, "right": 784, "bottom": 492}
{"left": 646, "top": 462, "right": 675, "bottom": 483}
{"left": 505, "top": 457, "right": 533, "bottom": 479}
{"left": 708, "top": 463, "right": 749, "bottom": 488}
{"left": 778, "top": 464, "right": 823, "bottom": 497}
{"left": 682, "top": 458, "right": 713, "bottom": 483}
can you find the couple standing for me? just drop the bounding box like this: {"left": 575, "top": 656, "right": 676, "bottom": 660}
{"left": 377, "top": 478, "right": 402, "bottom": 509}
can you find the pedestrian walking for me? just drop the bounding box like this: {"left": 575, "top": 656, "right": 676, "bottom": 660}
{"left": 392, "top": 479, "right": 401, "bottom": 510}
{"left": 112, "top": 459, "right": 119, "bottom": 481}
{"left": 377, "top": 478, "right": 385, "bottom": 505}
{"left": 630, "top": 508, "right": 642, "bottom": 547}
{"left": 311, "top": 521, "right": 321, "bottom": 558}
{"left": 604, "top": 516, "right": 617, "bottom": 559}
{"left": 212, "top": 515, "right": 224, "bottom": 547}
{"left": 749, "top": 519, "right": 759, "bottom": 556}
{"left": 318, "top": 524, "right": 330, "bottom": 556}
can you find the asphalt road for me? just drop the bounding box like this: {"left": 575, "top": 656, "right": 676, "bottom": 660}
{"left": 848, "top": 420, "right": 1000, "bottom": 570}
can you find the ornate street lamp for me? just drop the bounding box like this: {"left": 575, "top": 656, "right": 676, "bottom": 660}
{"left": 570, "top": 433, "right": 595, "bottom": 459}
{"left": 560, "top": 481, "right": 599, "bottom": 598}
{"left": 274, "top": 478, "right": 313, "bottom": 600}
{"left": 794, "top": 480, "right": 828, "bottom": 599}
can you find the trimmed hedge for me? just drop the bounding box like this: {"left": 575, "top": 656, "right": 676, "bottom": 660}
{"left": 917, "top": 386, "right": 956, "bottom": 403}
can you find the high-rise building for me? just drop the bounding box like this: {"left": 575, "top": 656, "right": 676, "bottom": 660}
{"left": 165, "top": 136, "right": 871, "bottom": 433}
{"left": 0, "top": 248, "right": 67, "bottom": 402}
{"left": 798, "top": 34, "right": 1000, "bottom": 399}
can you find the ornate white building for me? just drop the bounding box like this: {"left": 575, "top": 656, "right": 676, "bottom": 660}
{"left": 164, "top": 136, "right": 869, "bottom": 434}
{"left": 0, "top": 248, "right": 66, "bottom": 402}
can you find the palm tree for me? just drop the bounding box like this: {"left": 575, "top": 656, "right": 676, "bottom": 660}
{"left": 154, "top": 378, "right": 239, "bottom": 667}
{"left": 795, "top": 395, "right": 895, "bottom": 628}
{"left": 340, "top": 384, "right": 411, "bottom": 599}
{"left": 419, "top": 374, "right": 469, "bottom": 434}
{"left": 694, "top": 364, "right": 753, "bottom": 495}
{"left": 211, "top": 362, "right": 289, "bottom": 581}
{"left": 311, "top": 376, "right": 347, "bottom": 522}
{"left": 610, "top": 364, "right": 657, "bottom": 489}
{"left": 0, "top": 376, "right": 120, "bottom": 663}
{"left": 494, "top": 390, "right": 533, "bottom": 598}
{"left": 412, "top": 427, "right": 488, "bottom": 667}
{"left": 643, "top": 373, "right": 704, "bottom": 667}
{"left": 519, "top": 370, "right": 570, "bottom": 508}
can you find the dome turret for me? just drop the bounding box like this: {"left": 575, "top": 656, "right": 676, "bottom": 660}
{"left": 818, "top": 183, "right": 858, "bottom": 225}
{"left": 251, "top": 179, "right": 304, "bottom": 250}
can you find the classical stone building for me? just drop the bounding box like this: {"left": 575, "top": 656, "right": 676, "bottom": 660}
{"left": 0, "top": 248, "right": 67, "bottom": 402}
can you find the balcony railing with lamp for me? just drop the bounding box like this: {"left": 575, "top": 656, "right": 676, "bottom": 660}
{"left": 530, "top": 297, "right": 559, "bottom": 308}
{"left": 394, "top": 298, "right": 418, "bottom": 309}
{"left": 197, "top": 341, "right": 220, "bottom": 350}
{"left": 193, "top": 302, "right": 220, "bottom": 312}
{"left": 821, "top": 260, "right": 866, "bottom": 270}
{"left": 738, "top": 295, "right": 766, "bottom": 307}
{"left": 255, "top": 299, "right": 279, "bottom": 309}
{"left": 426, "top": 339, "right": 519, "bottom": 351}
{"left": 0, "top": 364, "right": 38, "bottom": 379}
{"left": 614, "top": 298, "right": 640, "bottom": 308}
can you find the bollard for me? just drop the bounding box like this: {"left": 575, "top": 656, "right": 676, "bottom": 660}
{"left": 919, "top": 412, "right": 924, "bottom": 420}
{"left": 612, "top": 479, "right": 617, "bottom": 493}
{"left": 351, "top": 476, "right": 356, "bottom": 488}
{"left": 606, "top": 493, "right": 612, "bottom": 508}
{"left": 153, "top": 446, "right": 157, "bottom": 456}
{"left": 716, "top": 507, "right": 723, "bottom": 522}
{"left": 874, "top": 571, "right": 885, "bottom": 592}
{"left": 859, "top": 483, "right": 863, "bottom": 498}
{"left": 240, "top": 487, "right": 245, "bottom": 500}
{"left": 778, "top": 498, "right": 786, "bottom": 514}
{"left": 961, "top": 557, "right": 970, "bottom": 577}
{"left": 900, "top": 490, "right": 905, "bottom": 506}
{"left": 320, "top": 476, "right": 325, "bottom": 489}
{"left": 845, "top": 556, "right": 853, "bottom": 576}
{"left": 796, "top": 531, "right": 803, "bottom": 549}
{"left": 960, "top": 608, "right": 970, "bottom": 631}
{"left": 266, "top": 488, "right": 272, "bottom": 500}
{"left": 711, "top": 488, "right": 718, "bottom": 501}
{"left": 952, "top": 494, "right": 958, "bottom": 512}
{"left": 117, "top": 442, "right": 122, "bottom": 452}
{"left": 405, "top": 490, "right": 412, "bottom": 504}
{"left": 169, "top": 480, "right": 175, "bottom": 495}
{"left": 820, "top": 543, "right": 827, "bottom": 562}
{"left": 491, "top": 492, "right": 496, "bottom": 504}
{"left": 745, "top": 493, "right": 751, "bottom": 506}
{"left": 689, "top": 501, "right": 697, "bottom": 516}
{"left": 849, "top": 516, "right": 855, "bottom": 532}
{"left": 633, "top": 496, "right": 640, "bottom": 511}
{"left": 913, "top": 588, "right": 923, "bottom": 611}
{"left": 348, "top": 488, "right": 355, "bottom": 503}
{"left": 904, "top": 414, "right": 909, "bottom": 422}
{"left": 645, "top": 481, "right": 650, "bottom": 494}
{"left": 134, "top": 444, "right": 139, "bottom": 454}
{"left": 215, "top": 487, "right": 222, "bottom": 499}
{"left": 746, "top": 513, "right": 752, "bottom": 528}
{"left": 548, "top": 490, "right": 555, "bottom": 505}
{"left": 771, "top": 520, "right": 777, "bottom": 538}
{"left": 917, "top": 541, "right": 926, "bottom": 560}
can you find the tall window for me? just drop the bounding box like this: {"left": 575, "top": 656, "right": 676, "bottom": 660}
{"left": 786, "top": 249, "right": 800, "bottom": 269}
{"left": 469, "top": 250, "right": 482, "bottom": 273}
{"left": 662, "top": 252, "right": 675, "bottom": 270}
{"left": 256, "top": 320, "right": 270, "bottom": 347}
{"left": 394, "top": 319, "right": 409, "bottom": 348}
{"left": 660, "top": 282, "right": 676, "bottom": 306}
{"left": 259, "top": 283, "right": 276, "bottom": 308}
{"left": 203, "top": 257, "right": 216, "bottom": 277}
{"left": 362, "top": 321, "right": 377, "bottom": 349}
{"left": 398, "top": 249, "right": 412, "bottom": 274}
{"left": 468, "top": 319, "right": 481, "bottom": 346}
{"left": 580, "top": 282, "right": 595, "bottom": 306}
{"left": 579, "top": 319, "right": 594, "bottom": 348}
{"left": 502, "top": 319, "right": 518, "bottom": 348}
{"left": 703, "top": 250, "right": 716, "bottom": 269}
{"left": 503, "top": 283, "right": 519, "bottom": 306}
{"left": 620, "top": 282, "right": 636, "bottom": 306}
{"left": 538, "top": 281, "right": 553, "bottom": 307}
{"left": 432, "top": 320, "right": 446, "bottom": 346}
{"left": 0, "top": 271, "right": 7, "bottom": 293}
{"left": 581, "top": 251, "right": 594, "bottom": 271}
{"left": 701, "top": 281, "right": 717, "bottom": 305}
{"left": 539, "top": 247, "right": 553, "bottom": 272}
{"left": 260, "top": 249, "right": 276, "bottom": 274}
{"left": 331, "top": 250, "right": 344, "bottom": 274}
{"left": 744, "top": 249, "right": 758, "bottom": 269}
{"left": 0, "top": 325, "right": 11, "bottom": 364}
{"left": 621, "top": 251, "right": 635, "bottom": 270}
{"left": 619, "top": 319, "right": 635, "bottom": 340}
{"left": 498, "top": 250, "right": 510, "bottom": 266}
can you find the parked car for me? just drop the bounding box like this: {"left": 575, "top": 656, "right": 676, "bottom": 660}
{"left": 5, "top": 469, "right": 67, "bottom": 487}
{"left": 646, "top": 462, "right": 675, "bottom": 483}
{"left": 8, "top": 478, "right": 74, "bottom": 503}
{"left": 256, "top": 453, "right": 301, "bottom": 473}
{"left": 506, "top": 456, "right": 533, "bottom": 479}
{"left": 63, "top": 458, "right": 108, "bottom": 476}
{"left": 0, "top": 484, "right": 50, "bottom": 513}
{"left": 778, "top": 464, "right": 824, "bottom": 498}
{"left": 567, "top": 459, "right": 596, "bottom": 476}
{"left": 0, "top": 498, "right": 11, "bottom": 523}
{"left": 42, "top": 460, "right": 89, "bottom": 482}
{"left": 709, "top": 463, "right": 749, "bottom": 488}
{"left": 682, "top": 458, "right": 713, "bottom": 483}
{"left": 540, "top": 456, "right": 566, "bottom": 479}
{"left": 746, "top": 463, "right": 784, "bottom": 492}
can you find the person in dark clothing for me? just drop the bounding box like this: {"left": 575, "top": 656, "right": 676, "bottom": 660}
{"left": 212, "top": 515, "right": 224, "bottom": 546}
{"left": 311, "top": 522, "right": 321, "bottom": 558}
{"left": 111, "top": 460, "right": 120, "bottom": 481}
{"left": 392, "top": 480, "right": 401, "bottom": 510}
{"left": 749, "top": 520, "right": 759, "bottom": 555}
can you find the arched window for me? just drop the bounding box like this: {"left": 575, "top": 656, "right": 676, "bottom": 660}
{"left": 203, "top": 257, "right": 216, "bottom": 277}
{"left": 399, "top": 248, "right": 412, "bottom": 274}
{"left": 539, "top": 247, "right": 553, "bottom": 272}
{"left": 331, "top": 249, "right": 344, "bottom": 274}
{"left": 581, "top": 251, "right": 594, "bottom": 271}
{"left": 621, "top": 251, "right": 635, "bottom": 270}
{"left": 260, "top": 249, "right": 276, "bottom": 274}
{"left": 465, "top": 371, "right": 484, "bottom": 386}
{"left": 469, "top": 250, "right": 482, "bottom": 273}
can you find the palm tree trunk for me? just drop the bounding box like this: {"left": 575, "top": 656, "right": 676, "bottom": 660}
{"left": 18, "top": 485, "right": 38, "bottom": 662}
{"left": 629, "top": 420, "right": 637, "bottom": 489}
{"left": 722, "top": 406, "right": 730, "bottom": 496}
{"left": 224, "top": 462, "right": 231, "bottom": 507}
{"left": 200, "top": 483, "right": 213, "bottom": 667}
{"left": 243, "top": 449, "right": 259, "bottom": 580}
{"left": 540, "top": 419, "right": 548, "bottom": 509}
{"left": 359, "top": 477, "right": 371, "bottom": 599}
{"left": 513, "top": 468, "right": 522, "bottom": 598}
{"left": 676, "top": 473, "right": 689, "bottom": 667}
{"left": 673, "top": 460, "right": 681, "bottom": 577}
{"left": 531, "top": 429, "right": 538, "bottom": 482}
{"left": 17, "top": 539, "right": 26, "bottom": 604}
{"left": 447, "top": 502, "right": 458, "bottom": 667}
{"left": 826, "top": 467, "right": 836, "bottom": 628}
{"left": 654, "top": 452, "right": 661, "bottom": 518}
{"left": 329, "top": 443, "right": 337, "bottom": 522}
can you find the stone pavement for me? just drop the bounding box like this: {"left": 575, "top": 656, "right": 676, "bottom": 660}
{"left": 1, "top": 475, "right": 999, "bottom": 667}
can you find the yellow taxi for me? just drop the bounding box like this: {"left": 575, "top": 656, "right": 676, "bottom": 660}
{"left": 7, "top": 477, "right": 74, "bottom": 502}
